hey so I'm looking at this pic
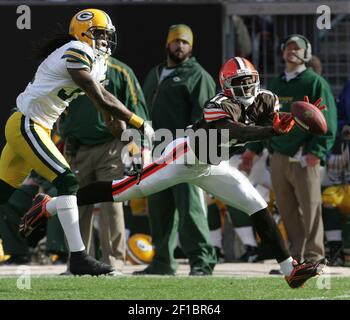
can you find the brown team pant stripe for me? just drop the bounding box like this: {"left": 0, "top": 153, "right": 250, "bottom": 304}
{"left": 112, "top": 142, "right": 188, "bottom": 196}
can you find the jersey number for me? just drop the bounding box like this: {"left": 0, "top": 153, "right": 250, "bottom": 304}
{"left": 57, "top": 88, "right": 82, "bottom": 102}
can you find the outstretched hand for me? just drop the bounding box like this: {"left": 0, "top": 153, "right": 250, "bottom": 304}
{"left": 273, "top": 112, "right": 295, "bottom": 135}
{"left": 303, "top": 96, "right": 327, "bottom": 111}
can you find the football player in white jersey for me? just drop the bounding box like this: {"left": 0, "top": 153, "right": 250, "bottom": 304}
{"left": 20, "top": 57, "right": 326, "bottom": 287}
{"left": 0, "top": 8, "right": 154, "bottom": 276}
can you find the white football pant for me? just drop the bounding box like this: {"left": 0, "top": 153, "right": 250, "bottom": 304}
{"left": 112, "top": 137, "right": 267, "bottom": 215}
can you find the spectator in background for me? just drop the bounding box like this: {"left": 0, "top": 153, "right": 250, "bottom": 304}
{"left": 302, "top": 53, "right": 346, "bottom": 265}
{"left": 321, "top": 136, "right": 348, "bottom": 266}
{"left": 321, "top": 78, "right": 350, "bottom": 265}
{"left": 250, "top": 16, "right": 274, "bottom": 73}
{"left": 59, "top": 55, "right": 149, "bottom": 273}
{"left": 241, "top": 34, "right": 337, "bottom": 264}
{"left": 337, "top": 80, "right": 350, "bottom": 140}
{"left": 232, "top": 15, "right": 252, "bottom": 58}
{"left": 134, "top": 24, "right": 217, "bottom": 276}
{"left": 308, "top": 54, "right": 345, "bottom": 265}
{"left": 308, "top": 55, "right": 323, "bottom": 75}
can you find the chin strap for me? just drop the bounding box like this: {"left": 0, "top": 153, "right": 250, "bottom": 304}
{"left": 235, "top": 96, "right": 255, "bottom": 108}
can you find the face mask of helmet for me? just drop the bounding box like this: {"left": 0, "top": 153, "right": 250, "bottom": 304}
{"left": 84, "top": 27, "right": 117, "bottom": 56}
{"left": 224, "top": 74, "right": 260, "bottom": 107}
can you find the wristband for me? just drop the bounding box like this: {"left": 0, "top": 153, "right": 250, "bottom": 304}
{"left": 128, "top": 113, "right": 144, "bottom": 129}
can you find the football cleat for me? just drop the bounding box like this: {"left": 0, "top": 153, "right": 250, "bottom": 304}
{"left": 189, "top": 267, "right": 212, "bottom": 276}
{"left": 285, "top": 258, "right": 327, "bottom": 288}
{"left": 326, "top": 241, "right": 345, "bottom": 266}
{"left": 132, "top": 266, "right": 175, "bottom": 276}
{"left": 237, "top": 245, "right": 259, "bottom": 263}
{"left": 19, "top": 193, "right": 51, "bottom": 237}
{"left": 69, "top": 251, "right": 116, "bottom": 276}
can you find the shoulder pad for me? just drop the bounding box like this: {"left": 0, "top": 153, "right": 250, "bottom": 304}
{"left": 62, "top": 41, "right": 94, "bottom": 71}
{"left": 208, "top": 93, "right": 229, "bottom": 107}
{"left": 257, "top": 89, "right": 280, "bottom": 111}
{"left": 203, "top": 95, "right": 230, "bottom": 122}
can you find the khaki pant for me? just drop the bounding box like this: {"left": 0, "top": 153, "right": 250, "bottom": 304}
{"left": 270, "top": 152, "right": 324, "bottom": 262}
{"left": 68, "top": 139, "right": 126, "bottom": 269}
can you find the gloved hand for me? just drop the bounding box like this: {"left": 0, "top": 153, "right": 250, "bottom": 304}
{"left": 304, "top": 96, "right": 327, "bottom": 111}
{"left": 273, "top": 112, "right": 295, "bottom": 135}
{"left": 141, "top": 122, "right": 155, "bottom": 150}
{"left": 124, "top": 152, "right": 143, "bottom": 185}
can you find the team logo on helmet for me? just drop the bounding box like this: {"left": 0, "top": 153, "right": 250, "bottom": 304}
{"left": 76, "top": 11, "right": 94, "bottom": 21}
{"left": 126, "top": 234, "right": 154, "bottom": 265}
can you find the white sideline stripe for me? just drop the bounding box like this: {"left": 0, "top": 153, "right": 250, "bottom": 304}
{"left": 303, "top": 295, "right": 350, "bottom": 300}
{"left": 25, "top": 117, "right": 65, "bottom": 174}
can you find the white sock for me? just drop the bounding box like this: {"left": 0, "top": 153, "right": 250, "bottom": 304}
{"left": 210, "top": 228, "right": 222, "bottom": 248}
{"left": 56, "top": 195, "right": 85, "bottom": 252}
{"left": 235, "top": 226, "right": 257, "bottom": 247}
{"left": 279, "top": 257, "right": 294, "bottom": 276}
{"left": 326, "top": 230, "right": 342, "bottom": 242}
{"left": 46, "top": 197, "right": 58, "bottom": 216}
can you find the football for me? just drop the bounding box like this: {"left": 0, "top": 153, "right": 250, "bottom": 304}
{"left": 291, "top": 100, "right": 327, "bottom": 135}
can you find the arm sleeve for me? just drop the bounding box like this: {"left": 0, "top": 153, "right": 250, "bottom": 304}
{"left": 213, "top": 118, "right": 275, "bottom": 142}
{"left": 126, "top": 71, "right": 149, "bottom": 121}
{"left": 246, "top": 91, "right": 278, "bottom": 153}
{"left": 257, "top": 92, "right": 280, "bottom": 126}
{"left": 203, "top": 102, "right": 231, "bottom": 122}
{"left": 106, "top": 61, "right": 151, "bottom": 147}
{"left": 62, "top": 43, "right": 94, "bottom": 71}
{"left": 108, "top": 63, "right": 149, "bottom": 121}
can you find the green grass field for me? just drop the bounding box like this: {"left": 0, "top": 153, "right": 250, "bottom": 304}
{"left": 1, "top": 276, "right": 350, "bottom": 300}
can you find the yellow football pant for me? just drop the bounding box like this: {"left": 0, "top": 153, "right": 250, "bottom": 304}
{"left": 0, "top": 111, "right": 70, "bottom": 189}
